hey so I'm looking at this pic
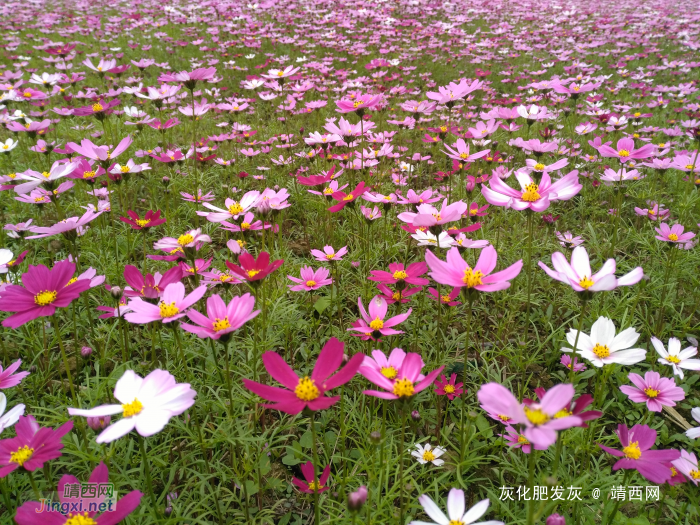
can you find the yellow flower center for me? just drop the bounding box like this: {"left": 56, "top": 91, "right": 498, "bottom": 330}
{"left": 10, "top": 445, "right": 34, "bottom": 466}
{"left": 305, "top": 280, "right": 317, "bottom": 287}
{"left": 392, "top": 291, "right": 402, "bottom": 301}
{"left": 120, "top": 165, "right": 130, "bottom": 173}
{"left": 666, "top": 355, "right": 681, "bottom": 364}
{"left": 295, "top": 376, "right": 320, "bottom": 401}
{"left": 277, "top": 71, "right": 284, "bottom": 77}
{"left": 66, "top": 277, "right": 78, "bottom": 286}
{"left": 533, "top": 163, "right": 545, "bottom": 171}
{"left": 392, "top": 270, "right": 408, "bottom": 280}
{"left": 228, "top": 203, "right": 243, "bottom": 215}
{"left": 554, "top": 408, "right": 572, "bottom": 419}
{"left": 634, "top": 112, "right": 641, "bottom": 117}
{"left": 34, "top": 290, "right": 57, "bottom": 306}
{"left": 83, "top": 170, "right": 96, "bottom": 179}
{"left": 524, "top": 407, "right": 550, "bottom": 426}
{"left": 34, "top": 196, "right": 46, "bottom": 202}
{"left": 578, "top": 276, "right": 594, "bottom": 289}
{"left": 689, "top": 470, "right": 700, "bottom": 480}
{"left": 441, "top": 294, "right": 451, "bottom": 303}
{"left": 592, "top": 344, "right": 610, "bottom": 358}
{"left": 41, "top": 171, "right": 50, "bottom": 178}
{"left": 462, "top": 268, "right": 484, "bottom": 288}
{"left": 369, "top": 317, "right": 384, "bottom": 330}
{"left": 444, "top": 384, "right": 455, "bottom": 394}
{"left": 459, "top": 152, "right": 468, "bottom": 159}
{"left": 623, "top": 441, "right": 641, "bottom": 460}
{"left": 498, "top": 414, "right": 510, "bottom": 422}
{"left": 92, "top": 103, "right": 104, "bottom": 112}
{"left": 670, "top": 466, "right": 678, "bottom": 476}
{"left": 380, "top": 366, "right": 398, "bottom": 379}
{"left": 353, "top": 100, "right": 363, "bottom": 108}
{"left": 521, "top": 182, "right": 540, "bottom": 202}
{"left": 212, "top": 317, "right": 231, "bottom": 332}
{"left": 241, "top": 222, "right": 251, "bottom": 230}
{"left": 686, "top": 164, "right": 695, "bottom": 170}
{"left": 393, "top": 378, "right": 415, "bottom": 397}
{"left": 135, "top": 219, "right": 149, "bottom": 227}
{"left": 516, "top": 435, "right": 530, "bottom": 445}
{"left": 247, "top": 269, "right": 260, "bottom": 278}
{"left": 159, "top": 301, "right": 179, "bottom": 318}
{"left": 668, "top": 233, "right": 678, "bottom": 241}
{"left": 643, "top": 387, "right": 660, "bottom": 398}
{"left": 64, "top": 512, "right": 97, "bottom": 525}
{"left": 448, "top": 521, "right": 465, "bottom": 525}
{"left": 323, "top": 187, "right": 333, "bottom": 195}
{"left": 343, "top": 194, "right": 354, "bottom": 201}
{"left": 307, "top": 481, "right": 322, "bottom": 492}
{"left": 122, "top": 398, "right": 144, "bottom": 417}
{"left": 618, "top": 149, "right": 630, "bottom": 157}
{"left": 422, "top": 449, "right": 436, "bottom": 462}
{"left": 177, "top": 234, "right": 194, "bottom": 246}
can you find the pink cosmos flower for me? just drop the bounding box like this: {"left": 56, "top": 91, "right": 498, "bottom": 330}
{"left": 425, "top": 246, "right": 523, "bottom": 292}
{"left": 528, "top": 388, "right": 601, "bottom": 428}
{"left": 225, "top": 251, "right": 284, "bottom": 283}
{"left": 68, "top": 369, "right": 196, "bottom": 443}
{"left": 619, "top": 371, "right": 685, "bottom": 412}
{"left": 599, "top": 424, "right": 680, "bottom": 483}
{"left": 428, "top": 286, "right": 461, "bottom": 306}
{"left": 242, "top": 337, "right": 363, "bottom": 414}
{"left": 159, "top": 67, "right": 218, "bottom": 89}
{"left": 311, "top": 245, "right": 348, "bottom": 262}
{"left": 654, "top": 223, "right": 696, "bottom": 244}
{"left": 397, "top": 199, "right": 468, "bottom": 228}
{"left": 6, "top": 120, "right": 51, "bottom": 134}
{"left": 293, "top": 461, "right": 331, "bottom": 494}
{"left": 502, "top": 426, "right": 532, "bottom": 454}
{"left": 66, "top": 136, "right": 132, "bottom": 162}
{"left": 348, "top": 296, "right": 412, "bottom": 341}
{"left": 26, "top": 209, "right": 102, "bottom": 239}
{"left": 0, "top": 260, "right": 91, "bottom": 328}
{"left": 441, "top": 138, "right": 490, "bottom": 163}
{"left": 368, "top": 262, "right": 429, "bottom": 287}
{"left": 376, "top": 283, "right": 420, "bottom": 305}
{"left": 477, "top": 383, "right": 582, "bottom": 449}
{"left": 434, "top": 374, "right": 464, "bottom": 400}
{"left": 261, "top": 66, "right": 300, "bottom": 81}
{"left": 336, "top": 94, "right": 380, "bottom": 114}
{"left": 124, "top": 282, "right": 207, "bottom": 324}
{"left": 153, "top": 228, "right": 211, "bottom": 254}
{"left": 597, "top": 138, "right": 655, "bottom": 163}
{"left": 672, "top": 450, "right": 700, "bottom": 486}
{"left": 14, "top": 161, "right": 78, "bottom": 194}
{"left": 180, "top": 293, "right": 259, "bottom": 340}
{"left": 482, "top": 170, "right": 581, "bottom": 212}
{"left": 634, "top": 202, "right": 670, "bottom": 221}
{"left": 329, "top": 181, "right": 366, "bottom": 213}
{"left": 538, "top": 246, "right": 643, "bottom": 293}
{"left": 560, "top": 355, "right": 586, "bottom": 373}
{"left": 359, "top": 348, "right": 425, "bottom": 385}
{"left": 123, "top": 265, "right": 182, "bottom": 299}
{"left": 0, "top": 360, "right": 30, "bottom": 389}
{"left": 360, "top": 351, "right": 444, "bottom": 400}
{"left": 287, "top": 267, "right": 333, "bottom": 291}
{"left": 0, "top": 415, "right": 73, "bottom": 477}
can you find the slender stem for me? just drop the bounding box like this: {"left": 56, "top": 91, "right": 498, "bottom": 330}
{"left": 604, "top": 471, "right": 631, "bottom": 525}
{"left": 339, "top": 385, "right": 347, "bottom": 496}
{"left": 310, "top": 413, "right": 321, "bottom": 525}
{"left": 0, "top": 478, "right": 13, "bottom": 515}
{"left": 461, "top": 296, "right": 473, "bottom": 460}
{"left": 52, "top": 316, "right": 78, "bottom": 405}
{"left": 525, "top": 210, "right": 534, "bottom": 337}
{"left": 398, "top": 406, "right": 407, "bottom": 525}
{"left": 27, "top": 470, "right": 42, "bottom": 500}
{"left": 568, "top": 299, "right": 589, "bottom": 385}
{"left": 138, "top": 435, "right": 159, "bottom": 518}
{"left": 526, "top": 449, "right": 537, "bottom": 525}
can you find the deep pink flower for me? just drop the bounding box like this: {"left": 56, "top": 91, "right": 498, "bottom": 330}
{"left": 376, "top": 283, "right": 421, "bottom": 304}
{"left": 529, "top": 388, "right": 601, "bottom": 428}
{"left": 329, "top": 181, "right": 366, "bottom": 213}
{"left": 425, "top": 246, "right": 523, "bottom": 292}
{"left": 180, "top": 293, "right": 259, "bottom": 340}
{"left": 441, "top": 139, "right": 490, "bottom": 163}
{"left": 368, "top": 262, "right": 429, "bottom": 287}
{"left": 120, "top": 210, "right": 166, "bottom": 230}
{"left": 292, "top": 461, "right": 331, "bottom": 494}
{"left": 122, "top": 265, "right": 182, "bottom": 299}
{"left": 0, "top": 360, "right": 30, "bottom": 389}
{"left": 15, "top": 462, "right": 142, "bottom": 525}
{"left": 242, "top": 337, "right": 363, "bottom": 414}
{"left": 0, "top": 261, "right": 91, "bottom": 328}
{"left": 0, "top": 415, "right": 73, "bottom": 477}
{"left": 287, "top": 266, "right": 333, "bottom": 291}
{"left": 477, "top": 383, "right": 581, "bottom": 450}
{"left": 427, "top": 286, "right": 461, "bottom": 306}
{"left": 347, "top": 296, "right": 411, "bottom": 341}
{"left": 360, "top": 351, "right": 443, "bottom": 400}
{"left": 599, "top": 424, "right": 680, "bottom": 483}
{"left": 225, "top": 251, "right": 283, "bottom": 282}
{"left": 560, "top": 355, "right": 586, "bottom": 373}
{"left": 619, "top": 371, "right": 685, "bottom": 412}
{"left": 434, "top": 374, "right": 464, "bottom": 400}
{"left": 501, "top": 426, "right": 532, "bottom": 454}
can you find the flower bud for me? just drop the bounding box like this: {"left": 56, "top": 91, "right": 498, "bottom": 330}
{"left": 411, "top": 410, "right": 421, "bottom": 421}
{"left": 110, "top": 285, "right": 122, "bottom": 299}
{"left": 546, "top": 514, "right": 566, "bottom": 525}
{"left": 347, "top": 486, "right": 367, "bottom": 512}
{"left": 369, "top": 431, "right": 382, "bottom": 444}
{"left": 81, "top": 346, "right": 93, "bottom": 358}
{"left": 87, "top": 415, "right": 111, "bottom": 431}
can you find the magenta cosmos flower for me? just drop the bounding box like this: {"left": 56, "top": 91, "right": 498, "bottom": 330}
{"left": 120, "top": 209, "right": 166, "bottom": 230}
{"left": 619, "top": 371, "right": 685, "bottom": 412}
{"left": 293, "top": 461, "right": 331, "bottom": 494}
{"left": 15, "top": 462, "right": 142, "bottom": 525}
{"left": 368, "top": 261, "right": 429, "bottom": 288}
{"left": 180, "top": 293, "right": 259, "bottom": 340}
{"left": 243, "top": 337, "right": 363, "bottom": 414}
{"left": 288, "top": 266, "right": 333, "bottom": 291}
{"left": 159, "top": 67, "right": 218, "bottom": 89}
{"left": 123, "top": 265, "right": 183, "bottom": 299}
{"left": 599, "top": 424, "right": 680, "bottom": 483}
{"left": 654, "top": 223, "right": 696, "bottom": 244}
{"left": 477, "top": 383, "right": 581, "bottom": 449}
{"left": 538, "top": 246, "right": 643, "bottom": 293}
{"left": 361, "top": 351, "right": 444, "bottom": 400}
{"left": 0, "top": 360, "right": 30, "bottom": 389}
{"left": 0, "top": 260, "right": 91, "bottom": 328}
{"left": 311, "top": 245, "right": 348, "bottom": 262}
{"left": 482, "top": 170, "right": 581, "bottom": 212}
{"left": 441, "top": 138, "right": 489, "bottom": 163}
{"left": 425, "top": 246, "right": 523, "bottom": 292}
{"left": 502, "top": 426, "right": 532, "bottom": 454}
{"left": 434, "top": 374, "right": 464, "bottom": 400}
{"left": 226, "top": 251, "right": 284, "bottom": 283}
{"left": 347, "top": 296, "right": 412, "bottom": 341}
{"left": 0, "top": 415, "right": 73, "bottom": 477}
{"left": 124, "top": 282, "right": 207, "bottom": 324}
{"left": 68, "top": 369, "right": 196, "bottom": 443}
{"left": 597, "top": 138, "right": 655, "bottom": 163}
{"left": 329, "top": 181, "right": 366, "bottom": 213}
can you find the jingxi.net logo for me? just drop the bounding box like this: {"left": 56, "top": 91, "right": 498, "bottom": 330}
{"left": 35, "top": 482, "right": 117, "bottom": 514}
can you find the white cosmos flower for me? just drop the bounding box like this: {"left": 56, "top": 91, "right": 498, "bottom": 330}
{"left": 0, "top": 392, "right": 25, "bottom": 435}
{"left": 410, "top": 489, "right": 503, "bottom": 525}
{"left": 651, "top": 337, "right": 700, "bottom": 380}
{"left": 68, "top": 369, "right": 196, "bottom": 443}
{"left": 411, "top": 443, "right": 446, "bottom": 466}
{"left": 1, "top": 138, "right": 18, "bottom": 153}
{"left": 686, "top": 408, "right": 700, "bottom": 439}
{"left": 411, "top": 230, "right": 455, "bottom": 248}
{"left": 561, "top": 316, "right": 646, "bottom": 367}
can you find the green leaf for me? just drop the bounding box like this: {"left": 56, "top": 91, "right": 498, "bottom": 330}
{"left": 279, "top": 512, "right": 292, "bottom": 525}
{"left": 282, "top": 453, "right": 301, "bottom": 466}
{"left": 314, "top": 296, "right": 331, "bottom": 315}
{"left": 300, "top": 430, "right": 313, "bottom": 449}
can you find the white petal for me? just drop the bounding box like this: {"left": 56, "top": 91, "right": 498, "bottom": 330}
{"left": 447, "top": 489, "right": 465, "bottom": 520}
{"left": 114, "top": 370, "right": 144, "bottom": 404}
{"left": 610, "top": 326, "right": 640, "bottom": 351}
{"left": 418, "top": 494, "right": 449, "bottom": 525}
{"left": 590, "top": 317, "right": 615, "bottom": 346}
{"left": 96, "top": 417, "right": 137, "bottom": 443}
{"left": 135, "top": 408, "right": 173, "bottom": 437}
{"left": 650, "top": 337, "right": 667, "bottom": 357}
{"left": 462, "top": 499, "right": 490, "bottom": 524}
{"left": 608, "top": 349, "right": 647, "bottom": 365}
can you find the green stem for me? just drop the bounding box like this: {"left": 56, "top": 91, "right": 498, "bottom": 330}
{"left": 310, "top": 413, "right": 321, "bottom": 525}
{"left": 605, "top": 471, "right": 631, "bottom": 525}
{"left": 568, "top": 299, "right": 589, "bottom": 385}
{"left": 398, "top": 406, "right": 407, "bottom": 525}
{"left": 27, "top": 470, "right": 42, "bottom": 500}
{"left": 138, "top": 434, "right": 159, "bottom": 519}
{"left": 525, "top": 210, "right": 534, "bottom": 337}
{"left": 526, "top": 449, "right": 537, "bottom": 525}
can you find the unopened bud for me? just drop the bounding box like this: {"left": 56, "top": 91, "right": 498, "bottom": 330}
{"left": 81, "top": 346, "right": 93, "bottom": 358}
{"left": 411, "top": 410, "right": 421, "bottom": 421}
{"left": 110, "top": 285, "right": 122, "bottom": 298}
{"left": 369, "top": 431, "right": 382, "bottom": 444}
{"left": 546, "top": 514, "right": 566, "bottom": 525}
{"left": 87, "top": 415, "right": 111, "bottom": 431}
{"left": 347, "top": 485, "right": 367, "bottom": 512}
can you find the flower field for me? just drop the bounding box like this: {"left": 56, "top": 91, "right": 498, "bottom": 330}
{"left": 0, "top": 0, "right": 699, "bottom": 523}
